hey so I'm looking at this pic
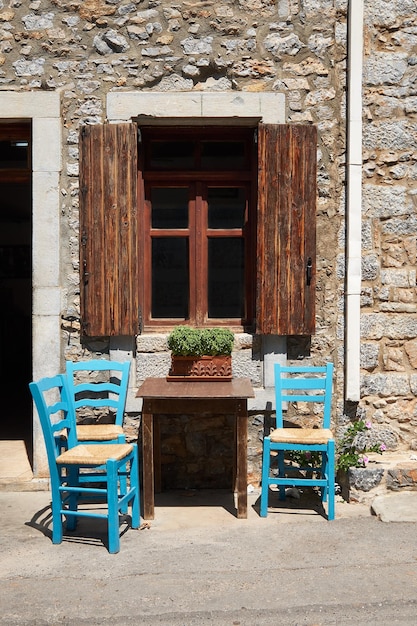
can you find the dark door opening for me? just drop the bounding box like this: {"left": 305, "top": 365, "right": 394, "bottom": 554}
{"left": 0, "top": 121, "right": 32, "bottom": 463}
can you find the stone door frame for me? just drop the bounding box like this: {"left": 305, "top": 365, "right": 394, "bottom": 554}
{"left": 0, "top": 92, "right": 62, "bottom": 477}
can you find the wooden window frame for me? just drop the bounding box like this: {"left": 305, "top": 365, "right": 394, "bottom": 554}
{"left": 139, "top": 126, "right": 257, "bottom": 332}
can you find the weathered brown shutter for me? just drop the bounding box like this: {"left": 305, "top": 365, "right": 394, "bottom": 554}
{"left": 79, "top": 123, "right": 139, "bottom": 336}
{"left": 257, "top": 124, "right": 317, "bottom": 335}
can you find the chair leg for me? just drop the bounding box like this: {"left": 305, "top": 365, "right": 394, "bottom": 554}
{"left": 65, "top": 466, "right": 79, "bottom": 531}
{"left": 277, "top": 451, "right": 286, "bottom": 501}
{"left": 260, "top": 437, "right": 271, "bottom": 517}
{"left": 106, "top": 460, "right": 120, "bottom": 554}
{"left": 130, "top": 446, "right": 140, "bottom": 529}
{"left": 51, "top": 482, "right": 64, "bottom": 545}
{"left": 321, "top": 451, "right": 328, "bottom": 503}
{"left": 117, "top": 434, "right": 129, "bottom": 512}
{"left": 327, "top": 440, "right": 335, "bottom": 521}
{"left": 119, "top": 471, "right": 128, "bottom": 515}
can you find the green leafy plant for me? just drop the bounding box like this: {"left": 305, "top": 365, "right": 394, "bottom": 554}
{"left": 200, "top": 328, "right": 235, "bottom": 356}
{"left": 287, "top": 450, "right": 322, "bottom": 470}
{"left": 336, "top": 419, "right": 386, "bottom": 472}
{"left": 284, "top": 420, "right": 387, "bottom": 475}
{"left": 167, "top": 326, "right": 234, "bottom": 357}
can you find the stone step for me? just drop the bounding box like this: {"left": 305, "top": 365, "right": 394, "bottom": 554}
{"left": 337, "top": 451, "right": 417, "bottom": 504}
{"left": 0, "top": 440, "right": 49, "bottom": 492}
{"left": 371, "top": 491, "right": 417, "bottom": 522}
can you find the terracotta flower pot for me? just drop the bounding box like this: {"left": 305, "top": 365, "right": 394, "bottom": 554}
{"left": 167, "top": 355, "right": 232, "bottom": 381}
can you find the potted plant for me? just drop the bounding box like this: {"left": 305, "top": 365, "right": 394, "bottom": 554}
{"left": 167, "top": 326, "right": 234, "bottom": 381}
{"left": 336, "top": 419, "right": 386, "bottom": 501}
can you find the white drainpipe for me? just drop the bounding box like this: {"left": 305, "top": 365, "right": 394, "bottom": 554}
{"left": 345, "top": 0, "right": 364, "bottom": 402}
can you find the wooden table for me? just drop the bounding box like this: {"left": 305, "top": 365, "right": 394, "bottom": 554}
{"left": 137, "top": 377, "right": 255, "bottom": 520}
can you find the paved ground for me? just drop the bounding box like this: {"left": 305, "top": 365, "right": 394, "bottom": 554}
{"left": 1, "top": 488, "right": 417, "bottom": 625}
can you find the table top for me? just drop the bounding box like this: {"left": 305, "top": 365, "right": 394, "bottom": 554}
{"left": 137, "top": 377, "right": 255, "bottom": 400}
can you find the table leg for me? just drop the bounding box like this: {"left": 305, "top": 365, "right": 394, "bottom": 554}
{"left": 141, "top": 405, "right": 154, "bottom": 520}
{"left": 154, "top": 415, "right": 161, "bottom": 493}
{"left": 236, "top": 400, "right": 248, "bottom": 519}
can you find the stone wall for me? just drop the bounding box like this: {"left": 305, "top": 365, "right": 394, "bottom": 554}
{"left": 1, "top": 0, "right": 416, "bottom": 483}
{"left": 0, "top": 0, "right": 346, "bottom": 353}
{"left": 359, "top": 0, "right": 417, "bottom": 452}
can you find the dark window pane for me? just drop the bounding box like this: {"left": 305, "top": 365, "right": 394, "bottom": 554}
{"left": 208, "top": 188, "right": 246, "bottom": 229}
{"left": 201, "top": 141, "right": 245, "bottom": 169}
{"left": 0, "top": 182, "right": 31, "bottom": 221}
{"left": 0, "top": 140, "right": 29, "bottom": 169}
{"left": 208, "top": 238, "right": 244, "bottom": 318}
{"left": 152, "top": 238, "right": 189, "bottom": 318}
{"left": 150, "top": 141, "right": 194, "bottom": 169}
{"left": 151, "top": 188, "right": 188, "bottom": 229}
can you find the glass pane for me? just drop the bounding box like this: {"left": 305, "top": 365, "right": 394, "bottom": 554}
{"left": 151, "top": 188, "right": 188, "bottom": 229}
{"left": 150, "top": 141, "right": 194, "bottom": 169}
{"left": 208, "top": 188, "right": 246, "bottom": 229}
{"left": 208, "top": 238, "right": 244, "bottom": 318}
{"left": 152, "top": 238, "right": 189, "bottom": 318}
{"left": 201, "top": 141, "right": 245, "bottom": 169}
{"left": 0, "top": 140, "right": 29, "bottom": 169}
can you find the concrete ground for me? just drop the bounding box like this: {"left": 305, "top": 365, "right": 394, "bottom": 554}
{"left": 1, "top": 487, "right": 417, "bottom": 626}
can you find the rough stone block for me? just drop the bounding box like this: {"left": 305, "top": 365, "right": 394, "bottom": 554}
{"left": 348, "top": 467, "right": 385, "bottom": 491}
{"left": 386, "top": 464, "right": 417, "bottom": 490}
{"left": 360, "top": 342, "right": 379, "bottom": 369}
{"left": 137, "top": 352, "right": 171, "bottom": 381}
{"left": 136, "top": 334, "right": 168, "bottom": 353}
{"left": 381, "top": 268, "right": 416, "bottom": 287}
{"left": 361, "top": 373, "right": 410, "bottom": 396}
{"left": 363, "top": 184, "right": 407, "bottom": 218}
{"left": 361, "top": 313, "right": 417, "bottom": 340}
{"left": 232, "top": 351, "right": 262, "bottom": 386}
{"left": 364, "top": 52, "right": 407, "bottom": 86}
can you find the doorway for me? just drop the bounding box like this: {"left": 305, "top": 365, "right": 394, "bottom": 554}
{"left": 0, "top": 121, "right": 33, "bottom": 463}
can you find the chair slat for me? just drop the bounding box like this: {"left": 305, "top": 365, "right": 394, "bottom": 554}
{"left": 280, "top": 393, "right": 326, "bottom": 403}
{"left": 73, "top": 381, "right": 123, "bottom": 394}
{"left": 281, "top": 379, "right": 327, "bottom": 390}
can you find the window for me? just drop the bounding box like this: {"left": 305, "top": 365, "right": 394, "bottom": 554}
{"left": 0, "top": 121, "right": 31, "bottom": 181}
{"left": 79, "top": 122, "right": 316, "bottom": 337}
{"left": 139, "top": 127, "right": 256, "bottom": 329}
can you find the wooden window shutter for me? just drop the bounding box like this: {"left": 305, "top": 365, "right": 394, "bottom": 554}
{"left": 79, "top": 123, "right": 139, "bottom": 336}
{"left": 257, "top": 124, "right": 317, "bottom": 335}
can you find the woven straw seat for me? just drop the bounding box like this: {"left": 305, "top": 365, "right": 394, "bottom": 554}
{"left": 270, "top": 428, "right": 333, "bottom": 445}
{"left": 76, "top": 424, "right": 124, "bottom": 442}
{"left": 57, "top": 443, "right": 133, "bottom": 466}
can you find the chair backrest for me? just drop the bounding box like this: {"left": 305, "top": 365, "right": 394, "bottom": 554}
{"left": 65, "top": 360, "right": 130, "bottom": 427}
{"left": 29, "top": 374, "right": 78, "bottom": 473}
{"left": 274, "top": 363, "right": 334, "bottom": 429}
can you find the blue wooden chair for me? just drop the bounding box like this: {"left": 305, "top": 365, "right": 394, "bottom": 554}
{"left": 65, "top": 360, "right": 130, "bottom": 444}
{"left": 29, "top": 374, "right": 140, "bottom": 553}
{"left": 260, "top": 363, "right": 335, "bottom": 520}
